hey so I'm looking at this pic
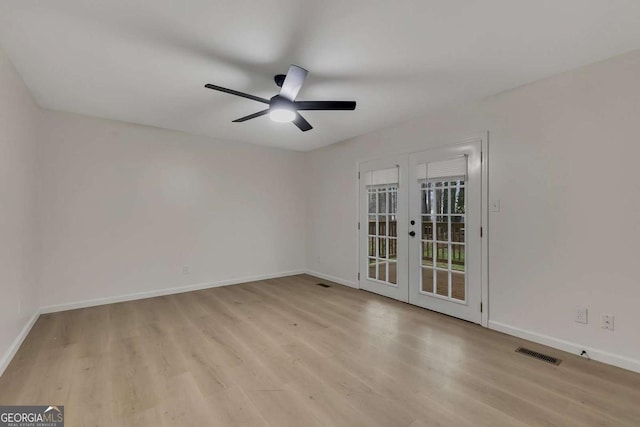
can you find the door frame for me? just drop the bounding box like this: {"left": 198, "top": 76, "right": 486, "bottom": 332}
{"left": 356, "top": 133, "right": 489, "bottom": 327}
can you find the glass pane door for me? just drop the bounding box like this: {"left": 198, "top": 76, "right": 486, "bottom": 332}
{"left": 420, "top": 179, "right": 466, "bottom": 301}
{"left": 408, "top": 141, "right": 482, "bottom": 324}
{"left": 367, "top": 184, "right": 398, "bottom": 285}
{"left": 359, "top": 155, "right": 408, "bottom": 302}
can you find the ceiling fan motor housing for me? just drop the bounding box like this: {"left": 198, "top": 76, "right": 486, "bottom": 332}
{"left": 270, "top": 95, "right": 294, "bottom": 111}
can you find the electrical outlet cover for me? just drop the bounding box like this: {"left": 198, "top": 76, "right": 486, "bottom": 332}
{"left": 575, "top": 308, "right": 588, "bottom": 324}
{"left": 601, "top": 314, "right": 614, "bottom": 330}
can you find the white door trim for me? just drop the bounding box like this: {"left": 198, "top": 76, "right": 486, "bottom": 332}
{"left": 480, "top": 134, "right": 489, "bottom": 327}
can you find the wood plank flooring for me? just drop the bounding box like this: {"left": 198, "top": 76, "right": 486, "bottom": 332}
{"left": 1, "top": 274, "right": 639, "bottom": 426}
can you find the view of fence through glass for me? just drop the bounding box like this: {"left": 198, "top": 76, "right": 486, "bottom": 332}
{"left": 367, "top": 183, "right": 398, "bottom": 285}
{"left": 421, "top": 175, "right": 466, "bottom": 301}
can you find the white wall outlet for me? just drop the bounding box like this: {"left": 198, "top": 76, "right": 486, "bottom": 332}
{"left": 489, "top": 200, "right": 501, "bottom": 212}
{"left": 182, "top": 266, "right": 191, "bottom": 274}
{"left": 575, "top": 308, "right": 588, "bottom": 324}
{"left": 601, "top": 314, "right": 614, "bottom": 330}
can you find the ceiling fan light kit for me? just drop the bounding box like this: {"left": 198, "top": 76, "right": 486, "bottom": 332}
{"left": 205, "top": 65, "right": 356, "bottom": 132}
{"left": 269, "top": 108, "right": 296, "bottom": 123}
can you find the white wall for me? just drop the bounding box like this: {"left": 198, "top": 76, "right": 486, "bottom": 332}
{"left": 0, "top": 49, "right": 40, "bottom": 372}
{"left": 306, "top": 50, "right": 640, "bottom": 370}
{"left": 37, "top": 110, "right": 307, "bottom": 310}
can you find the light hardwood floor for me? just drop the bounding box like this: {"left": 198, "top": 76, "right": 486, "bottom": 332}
{"left": 1, "top": 274, "right": 639, "bottom": 426}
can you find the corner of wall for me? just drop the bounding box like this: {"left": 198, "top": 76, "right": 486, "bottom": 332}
{"left": 0, "top": 46, "right": 43, "bottom": 378}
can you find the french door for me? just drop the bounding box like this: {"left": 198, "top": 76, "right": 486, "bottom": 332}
{"left": 359, "top": 140, "right": 483, "bottom": 324}
{"left": 359, "top": 154, "right": 409, "bottom": 301}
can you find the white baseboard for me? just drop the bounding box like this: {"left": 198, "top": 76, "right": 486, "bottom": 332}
{"left": 305, "top": 270, "right": 358, "bottom": 289}
{"left": 0, "top": 311, "right": 40, "bottom": 377}
{"left": 489, "top": 320, "right": 640, "bottom": 374}
{"left": 40, "top": 270, "right": 306, "bottom": 314}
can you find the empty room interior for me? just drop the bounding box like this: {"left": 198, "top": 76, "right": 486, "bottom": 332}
{"left": 2, "top": 1, "right": 640, "bottom": 426}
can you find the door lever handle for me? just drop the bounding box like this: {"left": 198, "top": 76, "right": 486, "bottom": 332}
{"left": 409, "top": 231, "right": 416, "bottom": 237}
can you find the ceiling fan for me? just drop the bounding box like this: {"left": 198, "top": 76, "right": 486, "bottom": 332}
{"left": 204, "top": 65, "right": 356, "bottom": 132}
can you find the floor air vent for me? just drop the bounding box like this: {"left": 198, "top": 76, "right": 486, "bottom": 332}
{"left": 515, "top": 347, "right": 562, "bottom": 365}
{"left": 316, "top": 283, "right": 331, "bottom": 288}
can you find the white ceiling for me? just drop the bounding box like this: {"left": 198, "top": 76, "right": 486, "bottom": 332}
{"left": 2, "top": 1, "right": 640, "bottom": 151}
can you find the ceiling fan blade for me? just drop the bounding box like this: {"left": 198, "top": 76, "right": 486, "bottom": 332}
{"left": 279, "top": 65, "right": 308, "bottom": 101}
{"left": 292, "top": 113, "right": 313, "bottom": 132}
{"left": 204, "top": 84, "right": 270, "bottom": 104}
{"left": 232, "top": 109, "right": 270, "bottom": 122}
{"left": 294, "top": 101, "right": 356, "bottom": 111}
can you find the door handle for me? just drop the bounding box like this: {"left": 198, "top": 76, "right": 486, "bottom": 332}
{"left": 409, "top": 231, "right": 416, "bottom": 237}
